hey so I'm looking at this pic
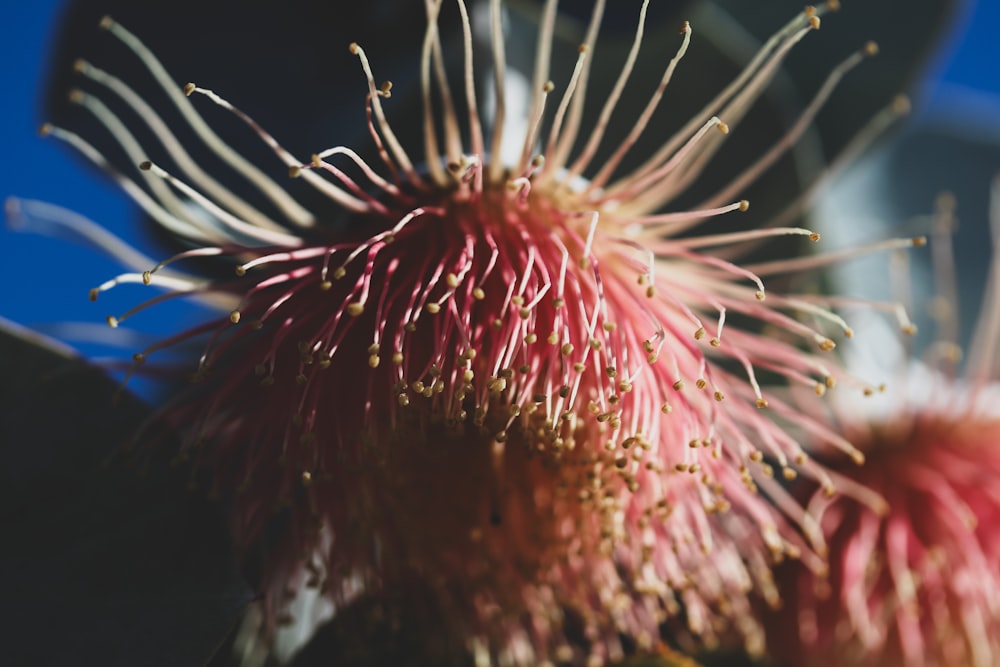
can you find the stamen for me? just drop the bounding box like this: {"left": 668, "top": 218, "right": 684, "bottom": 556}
{"left": 929, "top": 193, "right": 960, "bottom": 351}
{"left": 312, "top": 145, "right": 405, "bottom": 199}
{"left": 889, "top": 242, "right": 919, "bottom": 362}
{"left": 770, "top": 400, "right": 867, "bottom": 466}
{"left": 421, "top": 0, "right": 462, "bottom": 185}
{"left": 771, "top": 295, "right": 855, "bottom": 338}
{"left": 139, "top": 159, "right": 303, "bottom": 247}
{"left": 699, "top": 41, "right": 879, "bottom": 212}
{"left": 580, "top": 212, "right": 600, "bottom": 268}
{"left": 74, "top": 59, "right": 285, "bottom": 230}
{"left": 564, "top": 0, "right": 651, "bottom": 182}
{"left": 363, "top": 86, "right": 403, "bottom": 186}
{"left": 809, "top": 469, "right": 890, "bottom": 517}
{"left": 746, "top": 236, "right": 927, "bottom": 276}
{"left": 186, "top": 85, "right": 373, "bottom": 214}
{"left": 667, "top": 226, "right": 819, "bottom": 249}
{"left": 349, "top": 42, "right": 422, "bottom": 187}
{"left": 40, "top": 124, "right": 218, "bottom": 242}
{"left": 628, "top": 200, "right": 748, "bottom": 231}
{"left": 602, "top": 116, "right": 727, "bottom": 207}
{"left": 611, "top": 236, "right": 657, "bottom": 288}
{"left": 797, "top": 293, "right": 917, "bottom": 335}
{"left": 299, "top": 154, "right": 391, "bottom": 215}
{"left": 507, "top": 156, "right": 545, "bottom": 203}
{"left": 106, "top": 284, "right": 208, "bottom": 328}
{"left": 526, "top": 0, "right": 558, "bottom": 160}
{"left": 661, "top": 247, "right": 767, "bottom": 299}
{"left": 967, "top": 174, "right": 1000, "bottom": 383}
{"left": 588, "top": 20, "right": 693, "bottom": 192}
{"left": 121, "top": 318, "right": 223, "bottom": 373}
{"left": 90, "top": 271, "right": 202, "bottom": 299}
{"left": 6, "top": 197, "right": 158, "bottom": 271}
{"left": 518, "top": 81, "right": 555, "bottom": 177}
{"left": 612, "top": 9, "right": 817, "bottom": 199}
{"left": 764, "top": 95, "right": 911, "bottom": 235}
{"left": 711, "top": 289, "right": 837, "bottom": 350}
{"left": 237, "top": 246, "right": 336, "bottom": 275}
{"left": 712, "top": 305, "right": 727, "bottom": 346}
{"left": 543, "top": 0, "right": 607, "bottom": 176}
{"left": 99, "top": 17, "right": 315, "bottom": 225}
{"left": 486, "top": 0, "right": 507, "bottom": 183}
{"left": 69, "top": 88, "right": 201, "bottom": 223}
{"left": 453, "top": 0, "right": 485, "bottom": 172}
{"left": 541, "top": 45, "right": 589, "bottom": 171}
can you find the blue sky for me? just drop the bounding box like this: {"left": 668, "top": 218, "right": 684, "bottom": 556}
{"left": 1, "top": 1, "right": 998, "bottom": 360}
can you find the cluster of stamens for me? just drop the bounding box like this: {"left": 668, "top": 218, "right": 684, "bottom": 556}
{"left": 11, "top": 1, "right": 931, "bottom": 663}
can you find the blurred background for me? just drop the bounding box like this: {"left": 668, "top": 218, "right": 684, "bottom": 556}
{"left": 1, "top": 0, "right": 998, "bottom": 365}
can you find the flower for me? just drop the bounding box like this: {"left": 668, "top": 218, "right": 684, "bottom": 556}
{"left": 769, "top": 190, "right": 1000, "bottom": 667}
{"left": 25, "top": 1, "right": 906, "bottom": 664}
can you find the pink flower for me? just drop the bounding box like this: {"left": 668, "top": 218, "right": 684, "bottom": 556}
{"left": 29, "top": 2, "right": 903, "bottom": 664}
{"left": 771, "top": 191, "right": 1000, "bottom": 667}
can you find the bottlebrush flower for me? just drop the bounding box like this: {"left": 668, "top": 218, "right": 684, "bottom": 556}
{"left": 770, "top": 190, "right": 1000, "bottom": 667}
{"left": 22, "top": 1, "right": 907, "bottom": 664}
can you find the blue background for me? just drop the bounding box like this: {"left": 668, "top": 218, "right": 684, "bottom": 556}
{"left": 1, "top": 0, "right": 998, "bottom": 359}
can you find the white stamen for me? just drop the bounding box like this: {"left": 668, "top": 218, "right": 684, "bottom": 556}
{"left": 421, "top": 0, "right": 462, "bottom": 185}
{"left": 668, "top": 226, "right": 818, "bottom": 250}
{"left": 100, "top": 17, "right": 315, "bottom": 226}
{"left": 39, "top": 125, "right": 216, "bottom": 242}
{"left": 74, "top": 59, "right": 286, "bottom": 230}
{"left": 700, "top": 42, "right": 877, "bottom": 211}
{"left": 565, "top": 0, "right": 651, "bottom": 182}
{"left": 541, "top": 45, "right": 589, "bottom": 171}
{"left": 486, "top": 0, "right": 507, "bottom": 183}
{"left": 967, "top": 175, "right": 1000, "bottom": 384}
{"left": 545, "top": 0, "right": 607, "bottom": 177}
{"left": 454, "top": 0, "right": 485, "bottom": 166}
{"left": 187, "top": 85, "right": 373, "bottom": 214}
{"left": 6, "top": 197, "right": 158, "bottom": 271}
{"left": 747, "top": 236, "right": 927, "bottom": 277}
{"left": 349, "top": 42, "right": 422, "bottom": 187}
{"left": 139, "top": 159, "right": 303, "bottom": 247}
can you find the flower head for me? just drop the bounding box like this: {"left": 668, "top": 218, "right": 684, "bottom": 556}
{"left": 770, "top": 190, "right": 1000, "bottom": 667}
{"left": 27, "top": 1, "right": 903, "bottom": 663}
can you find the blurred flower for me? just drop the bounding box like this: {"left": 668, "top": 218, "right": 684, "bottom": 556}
{"left": 770, "top": 188, "right": 1000, "bottom": 667}
{"left": 9, "top": 1, "right": 931, "bottom": 665}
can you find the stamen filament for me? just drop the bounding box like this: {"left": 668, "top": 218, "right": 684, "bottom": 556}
{"left": 6, "top": 197, "right": 159, "bottom": 271}
{"left": 187, "top": 84, "right": 373, "bottom": 214}
{"left": 100, "top": 17, "right": 315, "bottom": 225}
{"left": 454, "top": 0, "right": 485, "bottom": 168}
{"left": 139, "top": 159, "right": 303, "bottom": 247}
{"left": 613, "top": 9, "right": 817, "bottom": 199}
{"left": 487, "top": 0, "right": 507, "bottom": 184}
{"left": 746, "top": 236, "right": 927, "bottom": 276}
{"left": 41, "top": 124, "right": 218, "bottom": 241}
{"left": 699, "top": 42, "right": 878, "bottom": 211}
{"left": 565, "top": 0, "right": 651, "bottom": 183}
{"left": 74, "top": 59, "right": 284, "bottom": 230}
{"left": 542, "top": 0, "right": 607, "bottom": 179}
{"left": 349, "top": 42, "right": 423, "bottom": 187}
{"left": 667, "top": 226, "right": 818, "bottom": 250}
{"left": 421, "top": 0, "right": 462, "bottom": 184}
{"left": 589, "top": 19, "right": 693, "bottom": 195}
